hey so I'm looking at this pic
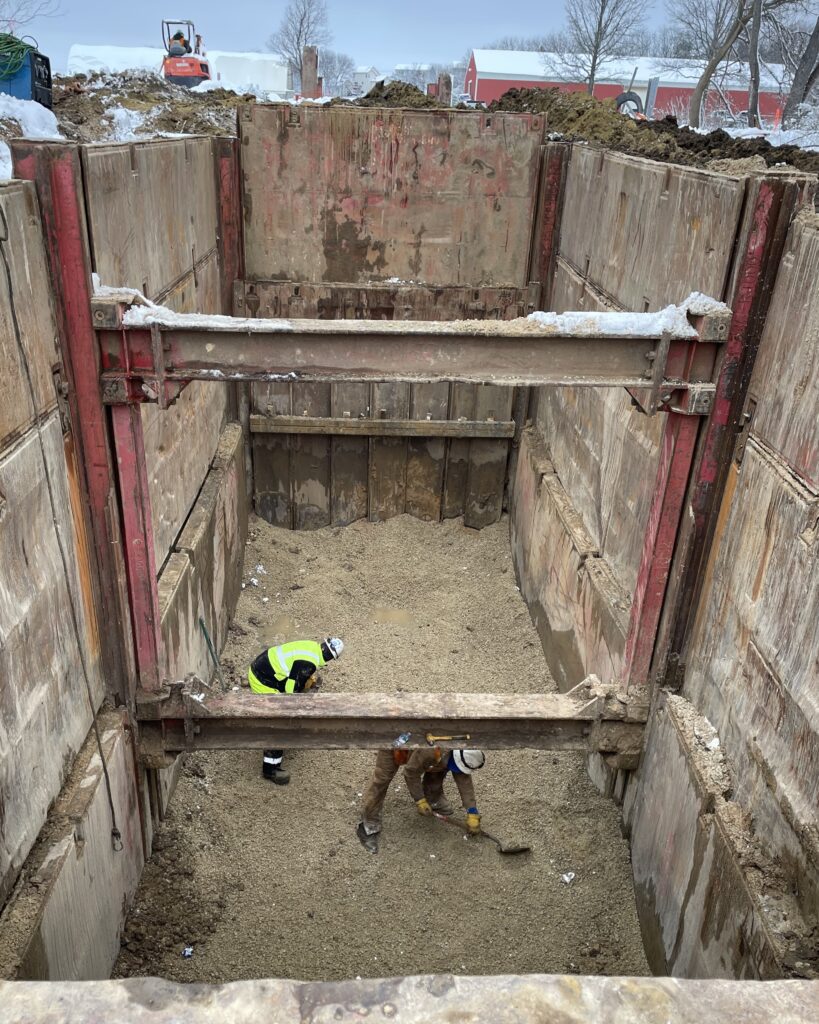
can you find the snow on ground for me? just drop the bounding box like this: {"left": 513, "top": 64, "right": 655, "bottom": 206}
{"left": 0, "top": 92, "right": 64, "bottom": 180}
{"left": 727, "top": 124, "right": 819, "bottom": 153}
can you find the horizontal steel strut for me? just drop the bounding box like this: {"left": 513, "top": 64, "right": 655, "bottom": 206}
{"left": 136, "top": 677, "right": 649, "bottom": 769}
{"left": 92, "top": 294, "right": 730, "bottom": 415}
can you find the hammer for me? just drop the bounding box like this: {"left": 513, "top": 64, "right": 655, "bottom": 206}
{"left": 426, "top": 733, "right": 471, "bottom": 745}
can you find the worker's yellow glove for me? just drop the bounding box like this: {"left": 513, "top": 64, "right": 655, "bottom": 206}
{"left": 416, "top": 798, "right": 433, "bottom": 816}
{"left": 466, "top": 812, "right": 481, "bottom": 834}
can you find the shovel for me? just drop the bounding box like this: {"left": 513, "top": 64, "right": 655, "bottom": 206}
{"left": 433, "top": 812, "right": 531, "bottom": 856}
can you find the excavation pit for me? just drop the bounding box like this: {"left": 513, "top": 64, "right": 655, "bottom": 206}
{"left": 114, "top": 514, "right": 649, "bottom": 982}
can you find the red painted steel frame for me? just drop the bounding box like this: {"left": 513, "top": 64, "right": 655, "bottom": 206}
{"left": 624, "top": 412, "right": 700, "bottom": 688}
{"left": 652, "top": 176, "right": 812, "bottom": 687}
{"left": 11, "top": 141, "right": 136, "bottom": 702}
{"left": 111, "top": 405, "right": 164, "bottom": 690}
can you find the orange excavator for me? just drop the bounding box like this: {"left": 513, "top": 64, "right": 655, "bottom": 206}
{"left": 161, "top": 19, "right": 211, "bottom": 88}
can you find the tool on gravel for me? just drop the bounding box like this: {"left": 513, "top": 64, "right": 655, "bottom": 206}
{"left": 426, "top": 733, "right": 471, "bottom": 745}
{"left": 356, "top": 822, "right": 379, "bottom": 854}
{"left": 433, "top": 812, "right": 531, "bottom": 855}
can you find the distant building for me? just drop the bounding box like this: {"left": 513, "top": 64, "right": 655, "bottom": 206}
{"left": 352, "top": 65, "right": 380, "bottom": 94}
{"left": 464, "top": 49, "right": 786, "bottom": 119}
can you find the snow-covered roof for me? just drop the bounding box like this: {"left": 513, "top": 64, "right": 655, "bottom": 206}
{"left": 355, "top": 65, "right": 379, "bottom": 75}
{"left": 470, "top": 49, "right": 786, "bottom": 92}
{"left": 66, "top": 44, "right": 289, "bottom": 90}
{"left": 394, "top": 63, "right": 432, "bottom": 72}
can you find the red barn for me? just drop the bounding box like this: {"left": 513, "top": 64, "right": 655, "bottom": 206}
{"left": 464, "top": 49, "right": 786, "bottom": 121}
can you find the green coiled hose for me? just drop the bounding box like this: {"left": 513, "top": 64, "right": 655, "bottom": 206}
{"left": 0, "top": 33, "right": 37, "bottom": 81}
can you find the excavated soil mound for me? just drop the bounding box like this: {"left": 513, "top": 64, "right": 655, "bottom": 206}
{"left": 347, "top": 80, "right": 443, "bottom": 108}
{"left": 491, "top": 88, "right": 819, "bottom": 175}
{"left": 113, "top": 514, "right": 649, "bottom": 983}
{"left": 51, "top": 72, "right": 248, "bottom": 142}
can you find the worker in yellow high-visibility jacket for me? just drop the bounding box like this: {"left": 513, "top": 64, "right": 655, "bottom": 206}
{"left": 248, "top": 637, "right": 343, "bottom": 784}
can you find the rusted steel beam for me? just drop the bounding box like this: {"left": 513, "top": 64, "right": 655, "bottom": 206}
{"left": 11, "top": 140, "right": 136, "bottom": 705}
{"left": 94, "top": 299, "right": 725, "bottom": 400}
{"left": 136, "top": 680, "right": 648, "bottom": 767}
{"left": 249, "top": 415, "right": 516, "bottom": 438}
{"left": 653, "top": 175, "right": 816, "bottom": 688}
{"left": 110, "top": 405, "right": 164, "bottom": 691}
{"left": 623, "top": 412, "right": 700, "bottom": 689}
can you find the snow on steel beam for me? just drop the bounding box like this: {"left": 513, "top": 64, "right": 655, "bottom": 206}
{"left": 92, "top": 292, "right": 730, "bottom": 400}
{"left": 136, "top": 679, "right": 649, "bottom": 767}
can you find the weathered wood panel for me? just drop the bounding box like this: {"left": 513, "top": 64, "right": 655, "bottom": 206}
{"left": 368, "top": 383, "right": 410, "bottom": 521}
{"left": 464, "top": 385, "right": 515, "bottom": 529}
{"left": 0, "top": 418, "right": 104, "bottom": 906}
{"left": 405, "top": 383, "right": 449, "bottom": 521}
{"left": 559, "top": 147, "right": 745, "bottom": 311}
{"left": 684, "top": 439, "right": 819, "bottom": 915}
{"left": 747, "top": 211, "right": 819, "bottom": 487}
{"left": 82, "top": 139, "right": 228, "bottom": 568}
{"left": 240, "top": 105, "right": 544, "bottom": 286}
{"left": 160, "top": 425, "right": 247, "bottom": 683}
{"left": 442, "top": 383, "right": 477, "bottom": 519}
{"left": 510, "top": 428, "right": 628, "bottom": 690}
{"left": 0, "top": 183, "right": 59, "bottom": 449}
{"left": 237, "top": 281, "right": 528, "bottom": 321}
{"left": 291, "top": 383, "right": 331, "bottom": 530}
{"left": 330, "top": 382, "right": 369, "bottom": 525}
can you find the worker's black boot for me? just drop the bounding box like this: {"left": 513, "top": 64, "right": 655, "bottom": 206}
{"left": 263, "top": 765, "right": 290, "bottom": 785}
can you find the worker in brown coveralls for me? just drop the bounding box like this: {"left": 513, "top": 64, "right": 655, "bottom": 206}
{"left": 357, "top": 747, "right": 485, "bottom": 849}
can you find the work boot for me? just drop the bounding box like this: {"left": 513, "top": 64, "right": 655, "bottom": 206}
{"left": 431, "top": 799, "right": 454, "bottom": 816}
{"left": 263, "top": 765, "right": 290, "bottom": 785}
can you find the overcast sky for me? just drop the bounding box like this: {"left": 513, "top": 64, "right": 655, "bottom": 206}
{"left": 26, "top": 0, "right": 659, "bottom": 75}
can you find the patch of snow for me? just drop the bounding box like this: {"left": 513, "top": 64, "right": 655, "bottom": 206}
{"left": 527, "top": 299, "right": 701, "bottom": 339}
{"left": 683, "top": 292, "right": 731, "bottom": 317}
{"left": 108, "top": 106, "right": 145, "bottom": 141}
{"left": 0, "top": 92, "right": 63, "bottom": 140}
{"left": 725, "top": 122, "right": 819, "bottom": 153}
{"left": 0, "top": 141, "right": 11, "bottom": 181}
{"left": 191, "top": 79, "right": 251, "bottom": 96}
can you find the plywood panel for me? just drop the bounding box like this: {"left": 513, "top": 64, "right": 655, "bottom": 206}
{"left": 559, "top": 147, "right": 745, "bottom": 311}
{"left": 240, "top": 105, "right": 544, "bottom": 287}
{"left": 748, "top": 212, "right": 819, "bottom": 487}
{"left": 0, "top": 182, "right": 60, "bottom": 449}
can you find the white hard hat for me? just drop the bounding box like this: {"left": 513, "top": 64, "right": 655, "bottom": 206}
{"left": 325, "top": 637, "right": 344, "bottom": 659}
{"left": 452, "top": 749, "right": 485, "bottom": 774}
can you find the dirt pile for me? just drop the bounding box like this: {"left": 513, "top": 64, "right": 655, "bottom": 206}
{"left": 491, "top": 88, "right": 819, "bottom": 175}
{"left": 51, "top": 71, "right": 248, "bottom": 142}
{"left": 345, "top": 79, "right": 443, "bottom": 109}
{"left": 114, "top": 514, "right": 649, "bottom": 983}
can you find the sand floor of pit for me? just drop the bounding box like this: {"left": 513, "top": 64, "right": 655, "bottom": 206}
{"left": 114, "top": 514, "right": 649, "bottom": 981}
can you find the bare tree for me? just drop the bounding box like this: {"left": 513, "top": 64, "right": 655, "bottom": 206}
{"left": 545, "top": 0, "right": 647, "bottom": 93}
{"left": 747, "top": 0, "right": 764, "bottom": 123}
{"left": 782, "top": 15, "right": 819, "bottom": 120}
{"left": 0, "top": 0, "right": 59, "bottom": 32}
{"left": 319, "top": 48, "right": 355, "bottom": 96}
{"left": 671, "top": 0, "right": 806, "bottom": 126}
{"left": 268, "top": 0, "right": 332, "bottom": 90}
{"left": 484, "top": 33, "right": 572, "bottom": 51}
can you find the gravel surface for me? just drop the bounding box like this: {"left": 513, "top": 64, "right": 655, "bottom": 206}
{"left": 114, "top": 514, "right": 649, "bottom": 981}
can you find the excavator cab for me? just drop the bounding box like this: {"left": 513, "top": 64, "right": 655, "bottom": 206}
{"left": 161, "top": 19, "right": 211, "bottom": 88}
